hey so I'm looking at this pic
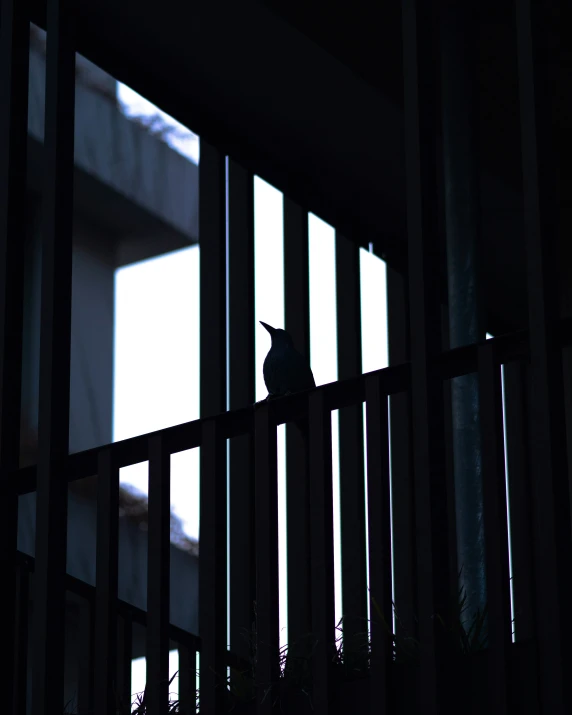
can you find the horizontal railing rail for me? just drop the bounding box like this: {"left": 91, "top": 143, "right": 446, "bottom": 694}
{"left": 6, "top": 315, "right": 572, "bottom": 499}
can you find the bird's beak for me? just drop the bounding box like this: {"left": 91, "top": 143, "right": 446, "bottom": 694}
{"left": 259, "top": 321, "right": 275, "bottom": 335}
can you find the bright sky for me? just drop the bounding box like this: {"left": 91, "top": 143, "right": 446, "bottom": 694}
{"left": 114, "top": 82, "right": 386, "bottom": 708}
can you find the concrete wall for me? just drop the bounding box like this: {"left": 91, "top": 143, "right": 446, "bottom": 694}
{"left": 27, "top": 29, "right": 199, "bottom": 267}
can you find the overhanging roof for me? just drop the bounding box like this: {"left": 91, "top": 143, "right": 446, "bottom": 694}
{"left": 28, "top": 0, "right": 569, "bottom": 334}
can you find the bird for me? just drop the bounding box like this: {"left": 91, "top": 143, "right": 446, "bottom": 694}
{"left": 259, "top": 321, "right": 316, "bottom": 398}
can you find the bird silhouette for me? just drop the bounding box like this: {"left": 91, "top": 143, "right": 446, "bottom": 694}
{"left": 259, "top": 321, "right": 315, "bottom": 398}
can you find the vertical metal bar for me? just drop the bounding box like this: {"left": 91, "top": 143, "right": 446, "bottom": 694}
{"left": 178, "top": 643, "right": 194, "bottom": 715}
{"left": 146, "top": 433, "right": 171, "bottom": 715}
{"left": 254, "top": 402, "right": 280, "bottom": 714}
{"left": 365, "top": 374, "right": 392, "bottom": 715}
{"left": 199, "top": 420, "right": 227, "bottom": 714}
{"left": 31, "top": 1, "right": 76, "bottom": 712}
{"left": 516, "top": 3, "right": 572, "bottom": 712}
{"left": 335, "top": 231, "right": 367, "bottom": 653}
{"left": 0, "top": 2, "right": 29, "bottom": 710}
{"left": 199, "top": 140, "right": 227, "bottom": 420}
{"left": 308, "top": 390, "right": 335, "bottom": 714}
{"left": 502, "top": 362, "right": 534, "bottom": 643}
{"left": 77, "top": 598, "right": 95, "bottom": 714}
{"left": 95, "top": 447, "right": 119, "bottom": 715}
{"left": 227, "top": 159, "right": 256, "bottom": 666}
{"left": 118, "top": 612, "right": 133, "bottom": 713}
{"left": 283, "top": 196, "right": 312, "bottom": 650}
{"left": 386, "top": 267, "right": 416, "bottom": 640}
{"left": 402, "top": 2, "right": 450, "bottom": 713}
{"left": 478, "top": 342, "right": 511, "bottom": 713}
{"left": 13, "top": 562, "right": 30, "bottom": 715}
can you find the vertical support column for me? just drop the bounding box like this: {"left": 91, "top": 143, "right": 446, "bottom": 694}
{"left": 441, "top": 1, "right": 486, "bottom": 625}
{"left": 283, "top": 197, "right": 312, "bottom": 651}
{"left": 402, "top": 2, "right": 451, "bottom": 713}
{"left": 95, "top": 447, "right": 119, "bottom": 715}
{"left": 199, "top": 140, "right": 227, "bottom": 714}
{"left": 31, "top": 1, "right": 76, "bottom": 712}
{"left": 0, "top": 1, "right": 29, "bottom": 711}
{"left": 199, "top": 140, "right": 227, "bottom": 419}
{"left": 146, "top": 434, "right": 171, "bottom": 715}
{"left": 516, "top": 2, "right": 572, "bottom": 712}
{"left": 335, "top": 231, "right": 367, "bottom": 653}
{"left": 386, "top": 267, "right": 416, "bottom": 640}
{"left": 227, "top": 159, "right": 256, "bottom": 666}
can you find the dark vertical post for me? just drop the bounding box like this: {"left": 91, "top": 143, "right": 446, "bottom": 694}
{"left": 13, "top": 563, "right": 30, "bottom": 715}
{"left": 178, "top": 643, "right": 194, "bottom": 715}
{"left": 31, "top": 1, "right": 76, "bottom": 712}
{"left": 365, "top": 374, "right": 392, "bottom": 715}
{"left": 441, "top": 0, "right": 486, "bottom": 626}
{"left": 308, "top": 390, "right": 335, "bottom": 714}
{"left": 146, "top": 434, "right": 171, "bottom": 715}
{"left": 118, "top": 612, "right": 133, "bottom": 713}
{"left": 478, "top": 342, "right": 511, "bottom": 713}
{"left": 283, "top": 197, "right": 312, "bottom": 649}
{"left": 77, "top": 599, "right": 95, "bottom": 714}
{"left": 516, "top": 2, "right": 572, "bottom": 712}
{"left": 199, "top": 139, "right": 227, "bottom": 714}
{"left": 199, "top": 140, "right": 227, "bottom": 419}
{"left": 0, "top": 2, "right": 29, "bottom": 710}
{"left": 254, "top": 403, "right": 280, "bottom": 714}
{"left": 502, "top": 362, "right": 534, "bottom": 643}
{"left": 95, "top": 447, "right": 119, "bottom": 715}
{"left": 335, "top": 231, "right": 367, "bottom": 653}
{"left": 227, "top": 159, "right": 256, "bottom": 666}
{"left": 402, "top": 2, "right": 450, "bottom": 713}
{"left": 199, "top": 420, "right": 227, "bottom": 714}
{"left": 386, "top": 267, "right": 416, "bottom": 639}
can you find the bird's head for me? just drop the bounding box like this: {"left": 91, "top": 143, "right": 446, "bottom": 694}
{"left": 260, "top": 321, "right": 294, "bottom": 349}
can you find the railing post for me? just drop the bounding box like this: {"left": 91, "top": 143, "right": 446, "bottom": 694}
{"left": 308, "top": 389, "right": 335, "bottom": 714}
{"left": 31, "top": 0, "right": 76, "bottom": 712}
{"left": 0, "top": 2, "right": 30, "bottom": 711}
{"left": 13, "top": 562, "right": 30, "bottom": 715}
{"left": 502, "top": 362, "right": 535, "bottom": 644}
{"left": 95, "top": 447, "right": 119, "bottom": 715}
{"left": 478, "top": 341, "right": 511, "bottom": 713}
{"left": 254, "top": 402, "right": 280, "bottom": 714}
{"left": 516, "top": 2, "right": 572, "bottom": 712}
{"left": 402, "top": 2, "right": 451, "bottom": 713}
{"left": 118, "top": 612, "right": 133, "bottom": 712}
{"left": 365, "top": 374, "right": 392, "bottom": 715}
{"left": 386, "top": 266, "right": 416, "bottom": 642}
{"left": 199, "top": 418, "right": 227, "bottom": 715}
{"left": 335, "top": 231, "right": 367, "bottom": 655}
{"left": 146, "top": 433, "right": 171, "bottom": 715}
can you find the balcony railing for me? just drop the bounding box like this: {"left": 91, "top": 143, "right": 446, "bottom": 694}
{"left": 3, "top": 318, "right": 571, "bottom": 713}
{"left": 1, "top": 0, "right": 569, "bottom": 714}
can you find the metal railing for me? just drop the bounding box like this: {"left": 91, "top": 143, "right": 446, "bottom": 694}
{"left": 1, "top": 0, "right": 569, "bottom": 713}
